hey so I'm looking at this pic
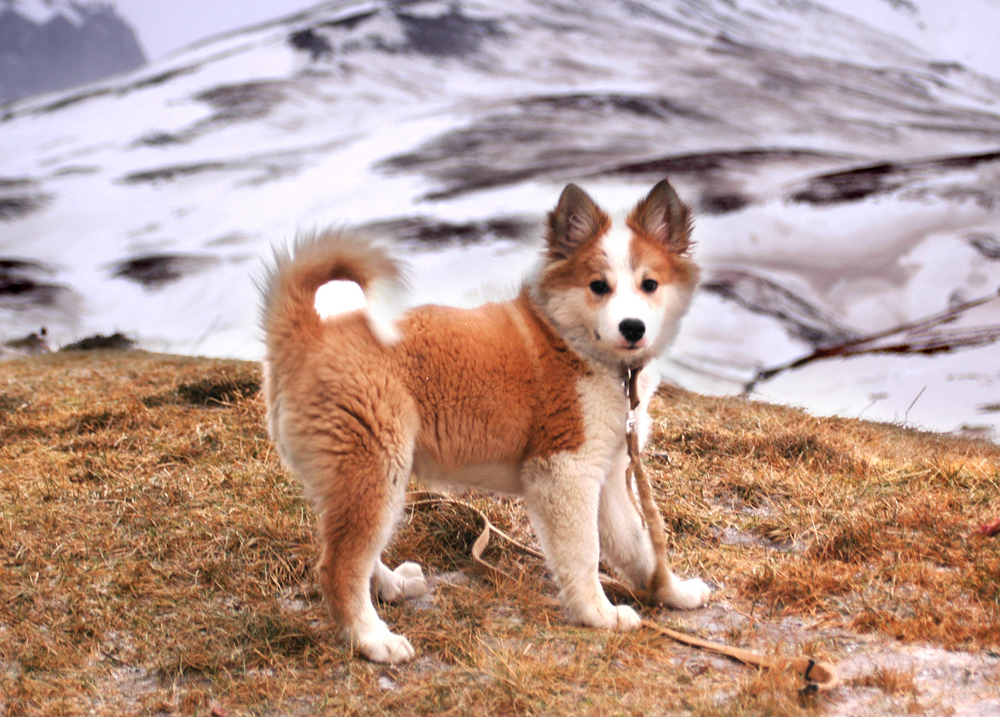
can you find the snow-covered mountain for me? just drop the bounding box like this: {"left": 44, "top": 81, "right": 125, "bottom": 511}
{"left": 2, "top": 0, "right": 999, "bottom": 437}
{"left": 0, "top": 0, "right": 146, "bottom": 103}
{"left": 827, "top": 0, "right": 1000, "bottom": 81}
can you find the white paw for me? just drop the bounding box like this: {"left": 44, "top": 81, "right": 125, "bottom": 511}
{"left": 660, "top": 577, "right": 711, "bottom": 610}
{"left": 578, "top": 603, "right": 642, "bottom": 631}
{"left": 394, "top": 561, "right": 429, "bottom": 598}
{"left": 374, "top": 562, "right": 429, "bottom": 602}
{"left": 355, "top": 627, "right": 416, "bottom": 664}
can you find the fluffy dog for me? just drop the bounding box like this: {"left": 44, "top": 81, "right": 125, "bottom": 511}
{"left": 260, "top": 180, "right": 711, "bottom": 664}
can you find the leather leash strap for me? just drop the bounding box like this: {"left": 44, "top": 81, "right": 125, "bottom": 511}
{"left": 406, "top": 491, "right": 545, "bottom": 585}
{"left": 624, "top": 367, "right": 672, "bottom": 600}
{"left": 405, "top": 489, "right": 839, "bottom": 693}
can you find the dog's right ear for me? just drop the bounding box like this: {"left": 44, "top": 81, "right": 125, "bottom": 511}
{"left": 546, "top": 184, "right": 609, "bottom": 259}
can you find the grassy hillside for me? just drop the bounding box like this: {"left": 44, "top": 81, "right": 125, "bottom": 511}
{"left": 1, "top": 351, "right": 998, "bottom": 716}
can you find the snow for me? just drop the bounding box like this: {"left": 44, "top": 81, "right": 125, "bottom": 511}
{"left": 1, "top": 0, "right": 999, "bottom": 438}
{"left": 829, "top": 0, "right": 1000, "bottom": 80}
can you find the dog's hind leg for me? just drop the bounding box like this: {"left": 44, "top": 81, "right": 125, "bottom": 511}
{"left": 372, "top": 560, "right": 428, "bottom": 602}
{"left": 312, "top": 409, "right": 419, "bottom": 664}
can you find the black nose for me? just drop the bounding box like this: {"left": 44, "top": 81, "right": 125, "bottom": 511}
{"left": 618, "top": 318, "right": 645, "bottom": 344}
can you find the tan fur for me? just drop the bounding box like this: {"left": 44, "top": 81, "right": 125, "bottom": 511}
{"left": 260, "top": 182, "right": 710, "bottom": 664}
{"left": 630, "top": 233, "right": 699, "bottom": 289}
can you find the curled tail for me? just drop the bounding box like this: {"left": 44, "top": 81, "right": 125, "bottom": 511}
{"left": 259, "top": 229, "right": 407, "bottom": 355}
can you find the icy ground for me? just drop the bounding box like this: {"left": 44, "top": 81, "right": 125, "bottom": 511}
{"left": 1, "top": 0, "right": 999, "bottom": 437}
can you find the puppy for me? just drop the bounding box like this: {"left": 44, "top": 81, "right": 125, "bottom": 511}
{"left": 260, "top": 180, "right": 710, "bottom": 664}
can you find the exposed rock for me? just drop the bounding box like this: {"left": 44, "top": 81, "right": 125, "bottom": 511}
{"left": 60, "top": 332, "right": 135, "bottom": 351}
{"left": 0, "top": 2, "right": 145, "bottom": 104}
{"left": 2, "top": 326, "right": 49, "bottom": 354}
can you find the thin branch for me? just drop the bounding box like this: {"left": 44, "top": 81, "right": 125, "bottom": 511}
{"left": 745, "top": 289, "right": 1000, "bottom": 393}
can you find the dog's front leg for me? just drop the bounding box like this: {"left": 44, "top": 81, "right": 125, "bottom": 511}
{"left": 598, "top": 446, "right": 656, "bottom": 588}
{"left": 522, "top": 454, "right": 641, "bottom": 631}
{"left": 598, "top": 448, "right": 711, "bottom": 609}
{"left": 612, "top": 366, "right": 711, "bottom": 609}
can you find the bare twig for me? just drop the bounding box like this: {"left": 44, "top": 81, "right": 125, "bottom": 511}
{"left": 904, "top": 386, "right": 926, "bottom": 425}
{"left": 745, "top": 289, "right": 1000, "bottom": 393}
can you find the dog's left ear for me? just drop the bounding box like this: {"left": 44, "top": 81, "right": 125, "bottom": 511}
{"left": 629, "top": 179, "right": 692, "bottom": 254}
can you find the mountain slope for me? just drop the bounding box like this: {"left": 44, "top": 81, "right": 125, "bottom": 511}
{"left": 1, "top": 0, "right": 998, "bottom": 435}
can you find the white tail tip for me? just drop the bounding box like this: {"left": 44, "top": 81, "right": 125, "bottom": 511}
{"left": 314, "top": 278, "right": 403, "bottom": 346}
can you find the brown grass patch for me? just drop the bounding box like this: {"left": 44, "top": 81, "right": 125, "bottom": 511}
{"left": 848, "top": 666, "right": 919, "bottom": 697}
{"left": 687, "top": 666, "right": 822, "bottom": 717}
{"left": 1, "top": 352, "right": 999, "bottom": 714}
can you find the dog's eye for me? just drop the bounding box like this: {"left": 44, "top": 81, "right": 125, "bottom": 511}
{"left": 641, "top": 279, "right": 658, "bottom": 293}
{"left": 589, "top": 280, "right": 610, "bottom": 295}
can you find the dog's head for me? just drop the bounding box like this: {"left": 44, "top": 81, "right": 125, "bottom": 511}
{"left": 534, "top": 180, "right": 699, "bottom": 369}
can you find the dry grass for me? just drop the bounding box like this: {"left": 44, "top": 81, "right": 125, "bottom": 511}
{"left": 650, "top": 388, "right": 1000, "bottom": 651}
{"left": 1, "top": 351, "right": 998, "bottom": 716}
{"left": 848, "top": 666, "right": 919, "bottom": 697}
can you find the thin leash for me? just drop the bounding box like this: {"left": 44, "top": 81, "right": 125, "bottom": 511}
{"left": 620, "top": 365, "right": 838, "bottom": 694}
{"left": 402, "top": 366, "right": 839, "bottom": 694}
{"left": 622, "top": 366, "right": 673, "bottom": 600}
